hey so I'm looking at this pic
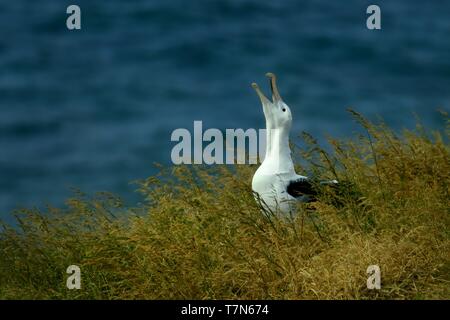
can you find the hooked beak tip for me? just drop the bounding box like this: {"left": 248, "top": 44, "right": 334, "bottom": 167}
{"left": 252, "top": 81, "right": 270, "bottom": 104}
{"left": 266, "top": 72, "right": 282, "bottom": 101}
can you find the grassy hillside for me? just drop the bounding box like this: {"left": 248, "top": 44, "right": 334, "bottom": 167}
{"left": 0, "top": 111, "right": 449, "bottom": 299}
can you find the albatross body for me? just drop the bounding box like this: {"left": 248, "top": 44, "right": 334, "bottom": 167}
{"left": 251, "top": 73, "right": 337, "bottom": 214}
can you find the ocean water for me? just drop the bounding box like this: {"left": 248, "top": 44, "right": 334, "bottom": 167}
{"left": 0, "top": 0, "right": 449, "bottom": 222}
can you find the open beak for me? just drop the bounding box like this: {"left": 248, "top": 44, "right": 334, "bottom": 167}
{"left": 252, "top": 72, "right": 283, "bottom": 119}
{"left": 251, "top": 72, "right": 282, "bottom": 105}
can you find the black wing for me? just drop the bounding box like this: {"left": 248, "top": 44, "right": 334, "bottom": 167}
{"left": 286, "top": 178, "right": 318, "bottom": 199}
{"left": 288, "top": 178, "right": 362, "bottom": 207}
{"left": 286, "top": 178, "right": 340, "bottom": 200}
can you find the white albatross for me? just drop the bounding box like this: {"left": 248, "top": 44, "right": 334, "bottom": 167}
{"left": 251, "top": 73, "right": 338, "bottom": 214}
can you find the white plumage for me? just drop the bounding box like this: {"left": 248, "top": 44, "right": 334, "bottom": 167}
{"left": 251, "top": 73, "right": 337, "bottom": 214}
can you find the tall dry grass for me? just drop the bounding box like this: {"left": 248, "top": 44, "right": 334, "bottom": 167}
{"left": 0, "top": 111, "right": 448, "bottom": 299}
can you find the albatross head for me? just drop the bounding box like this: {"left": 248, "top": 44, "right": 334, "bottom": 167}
{"left": 251, "top": 73, "right": 292, "bottom": 130}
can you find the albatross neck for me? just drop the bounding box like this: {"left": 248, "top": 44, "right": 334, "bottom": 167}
{"left": 263, "top": 125, "right": 295, "bottom": 174}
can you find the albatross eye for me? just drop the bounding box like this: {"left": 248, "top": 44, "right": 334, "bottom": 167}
{"left": 282, "top": 108, "right": 286, "bottom": 112}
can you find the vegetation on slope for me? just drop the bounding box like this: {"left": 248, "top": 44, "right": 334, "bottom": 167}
{"left": 0, "top": 111, "right": 449, "bottom": 299}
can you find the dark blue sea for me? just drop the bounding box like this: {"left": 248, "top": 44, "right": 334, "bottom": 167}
{"left": 0, "top": 0, "right": 449, "bottom": 223}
